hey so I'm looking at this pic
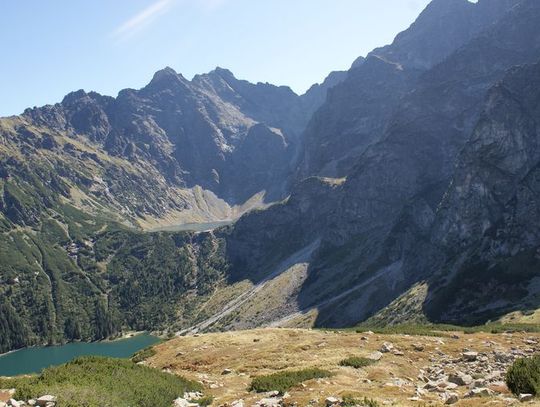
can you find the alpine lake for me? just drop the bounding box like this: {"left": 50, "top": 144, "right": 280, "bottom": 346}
{"left": 0, "top": 333, "right": 160, "bottom": 377}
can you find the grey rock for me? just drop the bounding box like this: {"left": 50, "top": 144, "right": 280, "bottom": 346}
{"left": 443, "top": 392, "right": 459, "bottom": 405}
{"left": 325, "top": 397, "right": 341, "bottom": 406}
{"left": 367, "top": 351, "right": 383, "bottom": 361}
{"left": 519, "top": 394, "right": 534, "bottom": 402}
{"left": 173, "top": 398, "right": 199, "bottom": 407}
{"left": 465, "top": 388, "right": 494, "bottom": 398}
{"left": 380, "top": 342, "right": 394, "bottom": 353}
{"left": 448, "top": 372, "right": 473, "bottom": 386}
{"left": 255, "top": 397, "right": 282, "bottom": 407}
{"left": 36, "top": 396, "right": 57, "bottom": 407}
{"left": 462, "top": 352, "right": 478, "bottom": 362}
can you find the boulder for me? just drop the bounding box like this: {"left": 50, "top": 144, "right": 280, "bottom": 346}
{"left": 183, "top": 392, "right": 203, "bottom": 400}
{"left": 494, "top": 352, "right": 513, "bottom": 363}
{"left": 412, "top": 343, "right": 425, "bottom": 352}
{"left": 256, "top": 397, "right": 282, "bottom": 407}
{"left": 443, "top": 392, "right": 459, "bottom": 405}
{"left": 36, "top": 395, "right": 56, "bottom": 406}
{"left": 465, "top": 388, "right": 493, "bottom": 398}
{"left": 462, "top": 351, "right": 478, "bottom": 362}
{"left": 472, "top": 379, "right": 487, "bottom": 389}
{"left": 519, "top": 394, "right": 534, "bottom": 402}
{"left": 380, "top": 342, "right": 394, "bottom": 353}
{"left": 325, "top": 396, "right": 341, "bottom": 406}
{"left": 222, "top": 368, "right": 233, "bottom": 375}
{"left": 173, "top": 397, "right": 199, "bottom": 407}
{"left": 367, "top": 351, "right": 383, "bottom": 361}
{"left": 448, "top": 372, "right": 473, "bottom": 386}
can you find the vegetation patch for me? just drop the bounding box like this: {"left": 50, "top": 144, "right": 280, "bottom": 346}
{"left": 131, "top": 346, "right": 157, "bottom": 363}
{"left": 249, "top": 368, "right": 333, "bottom": 394}
{"left": 506, "top": 355, "right": 540, "bottom": 396}
{"left": 339, "top": 356, "right": 376, "bottom": 369}
{"left": 342, "top": 395, "right": 380, "bottom": 407}
{"left": 0, "top": 356, "right": 202, "bottom": 407}
{"left": 194, "top": 395, "right": 214, "bottom": 406}
{"left": 353, "top": 323, "right": 540, "bottom": 337}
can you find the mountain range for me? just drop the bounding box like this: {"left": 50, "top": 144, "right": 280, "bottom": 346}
{"left": 1, "top": 0, "right": 540, "bottom": 353}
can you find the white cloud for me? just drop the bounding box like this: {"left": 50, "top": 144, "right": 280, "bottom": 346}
{"left": 112, "top": 0, "right": 174, "bottom": 42}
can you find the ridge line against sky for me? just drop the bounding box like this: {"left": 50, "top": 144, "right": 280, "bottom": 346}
{"left": 0, "top": 0, "right": 431, "bottom": 117}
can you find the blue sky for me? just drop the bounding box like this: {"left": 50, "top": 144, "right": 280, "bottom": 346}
{"left": 0, "top": 0, "right": 432, "bottom": 117}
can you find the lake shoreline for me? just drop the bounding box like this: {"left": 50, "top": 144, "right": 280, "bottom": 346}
{"left": 0, "top": 332, "right": 162, "bottom": 376}
{"left": 0, "top": 330, "right": 150, "bottom": 359}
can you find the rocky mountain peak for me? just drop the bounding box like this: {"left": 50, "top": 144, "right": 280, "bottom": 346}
{"left": 208, "top": 66, "right": 236, "bottom": 80}
{"left": 61, "top": 89, "right": 90, "bottom": 105}
{"left": 151, "top": 66, "right": 180, "bottom": 80}
{"left": 146, "top": 66, "right": 190, "bottom": 93}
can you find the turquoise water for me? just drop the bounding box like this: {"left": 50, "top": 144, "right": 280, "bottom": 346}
{"left": 0, "top": 333, "right": 160, "bottom": 377}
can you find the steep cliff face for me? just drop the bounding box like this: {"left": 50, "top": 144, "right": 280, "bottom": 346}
{"left": 424, "top": 61, "right": 540, "bottom": 323}
{"left": 298, "top": 0, "right": 522, "bottom": 180}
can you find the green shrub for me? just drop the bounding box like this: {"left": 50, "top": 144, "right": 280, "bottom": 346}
{"left": 361, "top": 398, "right": 380, "bottom": 407}
{"left": 132, "top": 346, "right": 157, "bottom": 363}
{"left": 195, "top": 395, "right": 214, "bottom": 406}
{"left": 249, "top": 368, "right": 333, "bottom": 394}
{"left": 339, "top": 356, "right": 376, "bottom": 369}
{"left": 506, "top": 355, "right": 540, "bottom": 396}
{"left": 6, "top": 356, "right": 202, "bottom": 407}
{"left": 341, "top": 395, "right": 380, "bottom": 407}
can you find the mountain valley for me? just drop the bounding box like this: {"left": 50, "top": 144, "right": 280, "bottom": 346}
{"left": 1, "top": 0, "right": 540, "bottom": 365}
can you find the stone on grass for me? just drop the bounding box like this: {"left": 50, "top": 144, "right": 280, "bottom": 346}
{"left": 448, "top": 372, "right": 473, "bottom": 386}
{"left": 462, "top": 351, "right": 478, "bottom": 362}
{"left": 367, "top": 351, "right": 383, "bottom": 361}
{"left": 465, "top": 388, "right": 493, "bottom": 398}
{"left": 443, "top": 392, "right": 459, "bottom": 405}
{"left": 325, "top": 396, "right": 341, "bottom": 406}
{"left": 36, "top": 395, "right": 57, "bottom": 407}
{"left": 380, "top": 342, "right": 394, "bottom": 353}
{"left": 519, "top": 394, "right": 533, "bottom": 402}
{"left": 173, "top": 397, "right": 199, "bottom": 407}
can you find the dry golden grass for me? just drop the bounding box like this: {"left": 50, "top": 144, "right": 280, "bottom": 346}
{"left": 147, "top": 328, "right": 540, "bottom": 406}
